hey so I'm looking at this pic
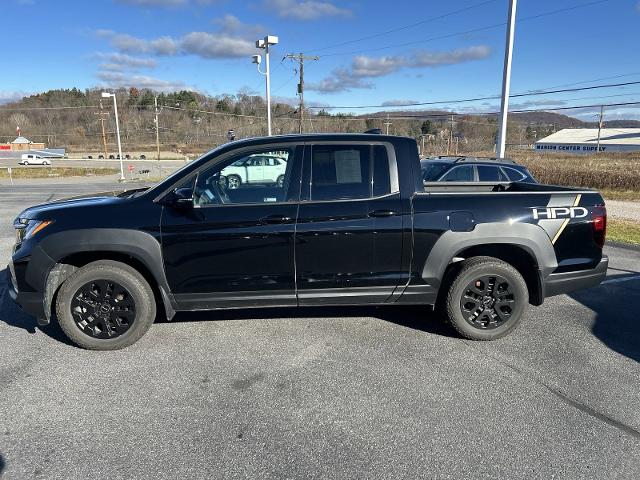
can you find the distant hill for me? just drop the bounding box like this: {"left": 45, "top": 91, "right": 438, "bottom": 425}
{"left": 361, "top": 109, "right": 640, "bottom": 129}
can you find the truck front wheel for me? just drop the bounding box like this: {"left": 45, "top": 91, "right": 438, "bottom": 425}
{"left": 443, "top": 256, "right": 528, "bottom": 340}
{"left": 55, "top": 260, "right": 156, "bottom": 350}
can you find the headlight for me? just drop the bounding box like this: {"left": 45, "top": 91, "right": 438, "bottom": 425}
{"left": 14, "top": 219, "right": 53, "bottom": 243}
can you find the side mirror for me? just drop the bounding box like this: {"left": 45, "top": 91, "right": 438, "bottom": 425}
{"left": 166, "top": 187, "right": 194, "bottom": 208}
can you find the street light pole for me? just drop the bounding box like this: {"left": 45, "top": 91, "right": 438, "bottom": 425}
{"left": 102, "top": 92, "right": 125, "bottom": 181}
{"left": 496, "top": 0, "right": 517, "bottom": 159}
{"left": 254, "top": 35, "right": 278, "bottom": 136}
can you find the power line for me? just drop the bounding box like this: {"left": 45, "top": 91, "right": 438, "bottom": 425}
{"left": 305, "top": 0, "right": 498, "bottom": 54}
{"left": 306, "top": 79, "right": 640, "bottom": 110}
{"left": 315, "top": 0, "right": 611, "bottom": 57}
{"left": 0, "top": 105, "right": 99, "bottom": 112}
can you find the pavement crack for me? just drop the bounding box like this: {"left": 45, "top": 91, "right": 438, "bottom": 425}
{"left": 466, "top": 343, "right": 640, "bottom": 441}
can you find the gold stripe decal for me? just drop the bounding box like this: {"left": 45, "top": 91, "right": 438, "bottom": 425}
{"left": 552, "top": 194, "right": 582, "bottom": 244}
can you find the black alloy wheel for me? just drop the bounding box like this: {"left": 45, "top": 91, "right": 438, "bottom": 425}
{"left": 443, "top": 256, "right": 528, "bottom": 341}
{"left": 70, "top": 279, "right": 136, "bottom": 339}
{"left": 459, "top": 274, "right": 515, "bottom": 329}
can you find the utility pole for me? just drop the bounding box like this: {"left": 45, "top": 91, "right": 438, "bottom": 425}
{"left": 384, "top": 114, "right": 392, "bottom": 135}
{"left": 595, "top": 105, "right": 604, "bottom": 153}
{"left": 448, "top": 114, "right": 454, "bottom": 154}
{"left": 154, "top": 95, "right": 161, "bottom": 163}
{"left": 285, "top": 53, "right": 319, "bottom": 134}
{"left": 94, "top": 100, "right": 109, "bottom": 159}
{"left": 496, "top": 0, "right": 517, "bottom": 159}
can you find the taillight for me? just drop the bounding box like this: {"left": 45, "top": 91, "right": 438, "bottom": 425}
{"left": 592, "top": 205, "right": 606, "bottom": 248}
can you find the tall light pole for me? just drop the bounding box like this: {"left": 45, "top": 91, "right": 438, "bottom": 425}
{"left": 254, "top": 35, "right": 278, "bottom": 136}
{"left": 102, "top": 92, "right": 125, "bottom": 181}
{"left": 496, "top": 0, "right": 517, "bottom": 159}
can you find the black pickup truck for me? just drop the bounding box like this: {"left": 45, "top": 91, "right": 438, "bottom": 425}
{"left": 9, "top": 134, "right": 608, "bottom": 349}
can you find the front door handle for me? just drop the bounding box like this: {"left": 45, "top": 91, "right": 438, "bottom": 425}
{"left": 368, "top": 209, "right": 397, "bottom": 218}
{"left": 260, "top": 214, "right": 293, "bottom": 224}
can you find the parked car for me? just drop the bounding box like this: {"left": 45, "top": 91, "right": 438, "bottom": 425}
{"left": 421, "top": 156, "right": 536, "bottom": 183}
{"left": 9, "top": 133, "right": 607, "bottom": 350}
{"left": 220, "top": 154, "right": 287, "bottom": 189}
{"left": 19, "top": 154, "right": 51, "bottom": 166}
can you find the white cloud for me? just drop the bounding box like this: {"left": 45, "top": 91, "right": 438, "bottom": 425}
{"left": 97, "top": 70, "right": 188, "bottom": 91}
{"left": 308, "top": 46, "right": 491, "bottom": 93}
{"left": 97, "top": 17, "right": 259, "bottom": 59}
{"left": 116, "top": 0, "right": 223, "bottom": 6}
{"left": 179, "top": 32, "right": 255, "bottom": 58}
{"left": 0, "top": 90, "right": 29, "bottom": 105}
{"left": 264, "top": 0, "right": 351, "bottom": 20}
{"left": 96, "top": 52, "right": 158, "bottom": 69}
{"left": 116, "top": 0, "right": 188, "bottom": 6}
{"left": 213, "top": 14, "right": 265, "bottom": 37}
{"left": 381, "top": 99, "right": 419, "bottom": 107}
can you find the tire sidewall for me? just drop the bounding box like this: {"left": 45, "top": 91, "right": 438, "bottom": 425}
{"left": 447, "top": 260, "right": 528, "bottom": 340}
{"left": 56, "top": 262, "right": 156, "bottom": 350}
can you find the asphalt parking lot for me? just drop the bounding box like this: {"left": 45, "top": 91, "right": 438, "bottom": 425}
{"left": 0, "top": 181, "right": 639, "bottom": 479}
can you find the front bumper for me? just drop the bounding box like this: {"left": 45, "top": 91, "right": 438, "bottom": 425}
{"left": 543, "top": 255, "right": 609, "bottom": 298}
{"left": 7, "top": 261, "right": 47, "bottom": 323}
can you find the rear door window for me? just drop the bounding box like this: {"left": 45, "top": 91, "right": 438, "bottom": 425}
{"left": 310, "top": 145, "right": 390, "bottom": 201}
{"left": 477, "top": 165, "right": 509, "bottom": 182}
{"left": 441, "top": 165, "right": 475, "bottom": 182}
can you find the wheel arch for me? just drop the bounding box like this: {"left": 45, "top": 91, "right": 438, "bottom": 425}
{"left": 38, "top": 229, "right": 176, "bottom": 322}
{"left": 421, "top": 223, "right": 557, "bottom": 306}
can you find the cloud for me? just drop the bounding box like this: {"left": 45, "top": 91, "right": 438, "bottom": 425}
{"left": 115, "top": 0, "right": 187, "bottom": 6}
{"left": 97, "top": 19, "right": 258, "bottom": 58}
{"left": 97, "top": 70, "right": 187, "bottom": 91}
{"left": 264, "top": 0, "right": 351, "bottom": 20}
{"left": 0, "top": 90, "right": 29, "bottom": 105}
{"left": 213, "top": 14, "right": 265, "bottom": 37}
{"left": 381, "top": 99, "right": 419, "bottom": 107}
{"left": 115, "top": 0, "right": 223, "bottom": 6}
{"left": 96, "top": 52, "right": 158, "bottom": 69}
{"left": 308, "top": 46, "right": 491, "bottom": 93}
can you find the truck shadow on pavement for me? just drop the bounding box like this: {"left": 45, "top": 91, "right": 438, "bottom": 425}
{"left": 570, "top": 276, "right": 640, "bottom": 364}
{"left": 165, "top": 304, "right": 459, "bottom": 338}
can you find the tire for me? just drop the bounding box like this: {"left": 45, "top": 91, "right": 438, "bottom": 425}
{"left": 442, "top": 256, "right": 528, "bottom": 340}
{"left": 44, "top": 161, "right": 51, "bottom": 166}
{"left": 276, "top": 174, "right": 285, "bottom": 188}
{"left": 55, "top": 260, "right": 156, "bottom": 350}
{"left": 226, "top": 174, "right": 241, "bottom": 190}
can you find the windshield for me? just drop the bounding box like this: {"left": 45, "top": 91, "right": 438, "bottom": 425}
{"left": 421, "top": 162, "right": 451, "bottom": 181}
{"left": 146, "top": 143, "right": 230, "bottom": 196}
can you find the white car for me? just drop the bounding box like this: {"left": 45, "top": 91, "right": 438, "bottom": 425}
{"left": 221, "top": 154, "right": 287, "bottom": 189}
{"left": 19, "top": 154, "right": 51, "bottom": 166}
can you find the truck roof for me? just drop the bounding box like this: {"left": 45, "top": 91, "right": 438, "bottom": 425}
{"left": 226, "top": 133, "right": 415, "bottom": 147}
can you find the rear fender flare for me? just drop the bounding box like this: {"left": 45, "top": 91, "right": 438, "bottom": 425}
{"left": 421, "top": 222, "right": 557, "bottom": 290}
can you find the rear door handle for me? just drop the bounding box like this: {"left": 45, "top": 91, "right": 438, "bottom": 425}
{"left": 368, "top": 209, "right": 397, "bottom": 218}
{"left": 260, "top": 214, "right": 293, "bottom": 224}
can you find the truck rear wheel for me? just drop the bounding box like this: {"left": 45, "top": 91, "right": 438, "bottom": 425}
{"left": 55, "top": 260, "right": 156, "bottom": 350}
{"left": 443, "top": 256, "right": 528, "bottom": 340}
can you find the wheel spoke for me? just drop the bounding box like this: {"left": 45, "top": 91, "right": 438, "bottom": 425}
{"left": 460, "top": 273, "right": 517, "bottom": 330}
{"left": 70, "top": 278, "right": 136, "bottom": 340}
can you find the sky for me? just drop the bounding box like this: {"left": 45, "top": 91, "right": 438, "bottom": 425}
{"left": 2, "top": 0, "right": 640, "bottom": 119}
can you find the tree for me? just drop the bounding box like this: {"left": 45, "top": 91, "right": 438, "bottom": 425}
{"left": 421, "top": 120, "right": 434, "bottom": 135}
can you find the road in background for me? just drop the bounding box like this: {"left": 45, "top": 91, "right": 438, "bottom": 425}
{"left": 0, "top": 181, "right": 639, "bottom": 479}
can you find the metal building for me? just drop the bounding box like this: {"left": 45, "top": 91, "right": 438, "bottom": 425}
{"left": 534, "top": 128, "right": 640, "bottom": 154}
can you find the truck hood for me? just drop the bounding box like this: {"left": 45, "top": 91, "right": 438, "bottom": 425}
{"left": 18, "top": 188, "right": 149, "bottom": 220}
